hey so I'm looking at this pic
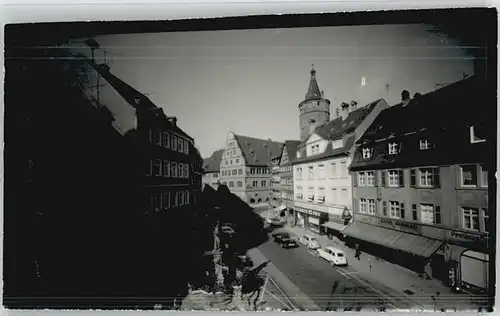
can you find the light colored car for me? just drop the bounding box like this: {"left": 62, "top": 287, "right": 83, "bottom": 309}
{"left": 318, "top": 246, "right": 348, "bottom": 267}
{"left": 299, "top": 234, "right": 321, "bottom": 250}
{"left": 266, "top": 217, "right": 285, "bottom": 226}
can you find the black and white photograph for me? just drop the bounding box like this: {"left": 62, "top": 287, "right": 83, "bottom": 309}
{"left": 3, "top": 7, "right": 497, "bottom": 312}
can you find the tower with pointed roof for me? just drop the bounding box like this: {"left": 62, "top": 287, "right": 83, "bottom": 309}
{"left": 298, "top": 65, "right": 331, "bottom": 141}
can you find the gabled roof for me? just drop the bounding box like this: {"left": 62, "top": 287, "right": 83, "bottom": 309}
{"left": 294, "top": 135, "right": 355, "bottom": 164}
{"left": 234, "top": 134, "right": 284, "bottom": 166}
{"left": 82, "top": 55, "right": 192, "bottom": 140}
{"left": 284, "top": 140, "right": 302, "bottom": 162}
{"left": 300, "top": 99, "right": 383, "bottom": 147}
{"left": 203, "top": 149, "right": 224, "bottom": 173}
{"left": 357, "top": 75, "right": 488, "bottom": 145}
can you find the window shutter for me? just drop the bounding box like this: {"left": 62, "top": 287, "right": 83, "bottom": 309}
{"left": 400, "top": 203, "right": 405, "bottom": 219}
{"left": 410, "top": 169, "right": 416, "bottom": 187}
{"left": 435, "top": 206, "right": 441, "bottom": 224}
{"left": 374, "top": 171, "right": 378, "bottom": 187}
{"left": 399, "top": 170, "right": 405, "bottom": 187}
{"left": 353, "top": 172, "right": 358, "bottom": 187}
{"left": 383, "top": 201, "right": 387, "bottom": 216}
{"left": 433, "top": 167, "right": 441, "bottom": 188}
{"left": 412, "top": 204, "right": 417, "bottom": 220}
{"left": 381, "top": 171, "right": 386, "bottom": 187}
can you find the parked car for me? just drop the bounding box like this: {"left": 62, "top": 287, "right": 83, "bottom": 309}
{"left": 271, "top": 232, "right": 299, "bottom": 248}
{"left": 317, "top": 246, "right": 348, "bottom": 267}
{"left": 266, "top": 217, "right": 285, "bottom": 226}
{"left": 299, "top": 234, "right": 321, "bottom": 250}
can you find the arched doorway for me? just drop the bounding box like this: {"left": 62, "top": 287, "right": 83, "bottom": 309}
{"left": 460, "top": 250, "right": 489, "bottom": 293}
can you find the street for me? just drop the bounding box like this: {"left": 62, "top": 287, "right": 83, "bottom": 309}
{"left": 257, "top": 228, "right": 417, "bottom": 311}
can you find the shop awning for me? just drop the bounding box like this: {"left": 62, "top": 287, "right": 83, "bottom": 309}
{"left": 322, "top": 221, "right": 347, "bottom": 232}
{"left": 342, "top": 222, "right": 442, "bottom": 258}
{"left": 273, "top": 205, "right": 287, "bottom": 212}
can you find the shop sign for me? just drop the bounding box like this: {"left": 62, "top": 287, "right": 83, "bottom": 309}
{"left": 449, "top": 230, "right": 487, "bottom": 242}
{"left": 378, "top": 218, "right": 420, "bottom": 233}
{"left": 296, "top": 207, "right": 321, "bottom": 218}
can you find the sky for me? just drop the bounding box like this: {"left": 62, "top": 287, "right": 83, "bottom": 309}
{"left": 75, "top": 24, "right": 475, "bottom": 158}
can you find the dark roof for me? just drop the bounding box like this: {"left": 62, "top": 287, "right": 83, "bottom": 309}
{"left": 284, "top": 140, "right": 302, "bottom": 162}
{"left": 203, "top": 149, "right": 224, "bottom": 173}
{"left": 234, "top": 134, "right": 284, "bottom": 166}
{"left": 350, "top": 75, "right": 494, "bottom": 171}
{"left": 302, "top": 99, "right": 383, "bottom": 145}
{"left": 294, "top": 134, "right": 354, "bottom": 164}
{"left": 305, "top": 66, "right": 322, "bottom": 101}
{"left": 358, "top": 75, "right": 488, "bottom": 144}
{"left": 83, "top": 56, "right": 193, "bottom": 140}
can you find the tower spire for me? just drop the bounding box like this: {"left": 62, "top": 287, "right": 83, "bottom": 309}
{"left": 305, "top": 64, "right": 321, "bottom": 100}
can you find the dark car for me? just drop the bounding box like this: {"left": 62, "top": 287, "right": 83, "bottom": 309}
{"left": 272, "top": 232, "right": 299, "bottom": 249}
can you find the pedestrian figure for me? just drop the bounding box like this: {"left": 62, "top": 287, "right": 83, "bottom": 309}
{"left": 354, "top": 244, "right": 361, "bottom": 260}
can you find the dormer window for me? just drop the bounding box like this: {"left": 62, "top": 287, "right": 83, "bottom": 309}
{"left": 332, "top": 139, "right": 343, "bottom": 149}
{"left": 470, "top": 125, "right": 486, "bottom": 143}
{"left": 297, "top": 151, "right": 301, "bottom": 158}
{"left": 419, "top": 139, "right": 431, "bottom": 150}
{"left": 388, "top": 142, "right": 398, "bottom": 155}
{"left": 362, "top": 148, "right": 371, "bottom": 159}
{"left": 311, "top": 144, "right": 320, "bottom": 155}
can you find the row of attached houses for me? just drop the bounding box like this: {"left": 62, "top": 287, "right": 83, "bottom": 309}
{"left": 201, "top": 66, "right": 493, "bottom": 294}
{"left": 273, "top": 67, "right": 492, "bottom": 294}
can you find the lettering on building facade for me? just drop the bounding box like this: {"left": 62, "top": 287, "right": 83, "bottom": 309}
{"left": 449, "top": 230, "right": 487, "bottom": 242}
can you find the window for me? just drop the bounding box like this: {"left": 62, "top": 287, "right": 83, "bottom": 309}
{"left": 229, "top": 181, "right": 234, "bottom": 188}
{"left": 420, "top": 204, "right": 435, "bottom": 224}
{"left": 311, "top": 144, "right": 320, "bottom": 155}
{"left": 237, "top": 181, "right": 243, "bottom": 187}
{"left": 470, "top": 125, "right": 486, "bottom": 143}
{"left": 178, "top": 139, "right": 184, "bottom": 153}
{"left": 419, "top": 139, "right": 431, "bottom": 150}
{"left": 340, "top": 161, "right": 347, "bottom": 177}
{"left": 214, "top": 174, "right": 219, "bottom": 178}
{"left": 462, "top": 207, "right": 479, "bottom": 231}
{"left": 253, "top": 181, "right": 258, "bottom": 187}
{"left": 179, "top": 191, "right": 184, "bottom": 206}
{"left": 358, "top": 172, "right": 366, "bottom": 186}
{"left": 366, "top": 171, "right": 375, "bottom": 186}
{"left": 388, "top": 142, "right": 398, "bottom": 155}
{"left": 331, "top": 163, "right": 337, "bottom": 178}
{"left": 331, "top": 188, "right": 337, "bottom": 202}
{"left": 184, "top": 140, "right": 189, "bottom": 154}
{"left": 412, "top": 204, "right": 417, "bottom": 221}
{"left": 173, "top": 192, "right": 178, "bottom": 207}
{"left": 332, "top": 139, "right": 343, "bottom": 149}
{"left": 153, "top": 159, "right": 162, "bottom": 176}
{"left": 171, "top": 162, "right": 177, "bottom": 178}
{"left": 483, "top": 209, "right": 489, "bottom": 231}
{"left": 163, "top": 132, "right": 170, "bottom": 148}
{"left": 232, "top": 169, "right": 237, "bottom": 176}
{"left": 419, "top": 168, "right": 440, "bottom": 187}
{"left": 460, "top": 165, "right": 477, "bottom": 186}
{"left": 185, "top": 164, "right": 189, "bottom": 178}
{"left": 163, "top": 160, "right": 170, "bottom": 177}
{"left": 480, "top": 164, "right": 488, "bottom": 187}
{"left": 362, "top": 148, "right": 371, "bottom": 159}
{"left": 308, "top": 166, "right": 314, "bottom": 179}
{"left": 389, "top": 201, "right": 403, "bottom": 219}
{"left": 261, "top": 180, "right": 267, "bottom": 187}
{"left": 153, "top": 193, "right": 161, "bottom": 212}
{"left": 178, "top": 163, "right": 183, "bottom": 178}
{"left": 171, "top": 135, "right": 177, "bottom": 151}
{"left": 154, "top": 130, "right": 162, "bottom": 145}
{"left": 317, "top": 188, "right": 325, "bottom": 203}
{"left": 185, "top": 191, "right": 190, "bottom": 204}
{"left": 388, "top": 170, "right": 399, "bottom": 187}
{"left": 368, "top": 199, "right": 376, "bottom": 214}
{"left": 162, "top": 192, "right": 170, "bottom": 210}
{"left": 318, "top": 164, "right": 325, "bottom": 179}
{"left": 359, "top": 198, "right": 367, "bottom": 213}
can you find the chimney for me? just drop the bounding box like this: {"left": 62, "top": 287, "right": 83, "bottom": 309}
{"left": 340, "top": 102, "right": 349, "bottom": 121}
{"left": 401, "top": 90, "right": 410, "bottom": 107}
{"left": 350, "top": 100, "right": 358, "bottom": 112}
